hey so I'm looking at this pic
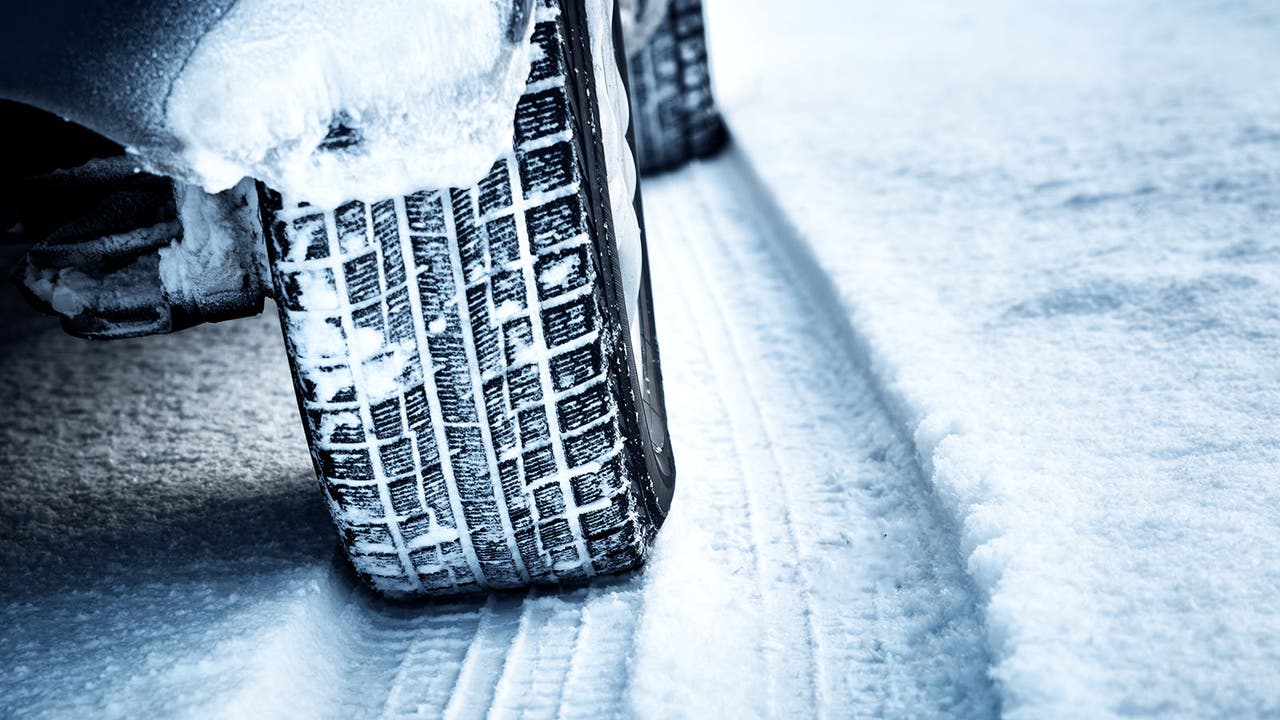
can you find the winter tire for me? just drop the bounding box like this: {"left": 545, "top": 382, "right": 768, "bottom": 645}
{"left": 626, "top": 0, "right": 726, "bottom": 174}
{"left": 261, "top": 0, "right": 675, "bottom": 598}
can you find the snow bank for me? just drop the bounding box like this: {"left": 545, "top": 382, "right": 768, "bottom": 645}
{"left": 707, "top": 0, "right": 1280, "bottom": 716}
{"left": 163, "top": 0, "right": 534, "bottom": 208}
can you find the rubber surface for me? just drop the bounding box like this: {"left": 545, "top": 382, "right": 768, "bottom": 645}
{"left": 627, "top": 0, "right": 726, "bottom": 174}
{"left": 261, "top": 0, "right": 668, "bottom": 598}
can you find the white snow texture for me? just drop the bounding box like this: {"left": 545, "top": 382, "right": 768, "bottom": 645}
{"left": 165, "top": 0, "right": 535, "bottom": 208}
{"left": 709, "top": 0, "right": 1280, "bottom": 717}
{"left": 1, "top": 0, "right": 1278, "bottom": 718}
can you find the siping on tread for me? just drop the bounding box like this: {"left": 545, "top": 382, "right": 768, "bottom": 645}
{"left": 628, "top": 0, "right": 726, "bottom": 174}
{"left": 263, "top": 0, "right": 656, "bottom": 598}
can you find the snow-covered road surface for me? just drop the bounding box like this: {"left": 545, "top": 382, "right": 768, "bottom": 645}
{"left": 708, "top": 0, "right": 1280, "bottom": 716}
{"left": 0, "top": 152, "right": 996, "bottom": 718}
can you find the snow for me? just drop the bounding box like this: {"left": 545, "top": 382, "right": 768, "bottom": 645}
{"left": 161, "top": 179, "right": 268, "bottom": 314}
{"left": 4, "top": 0, "right": 1277, "bottom": 715}
{"left": 0, "top": 153, "right": 996, "bottom": 717}
{"left": 2, "top": 1, "right": 539, "bottom": 211}
{"left": 165, "top": 0, "right": 535, "bottom": 208}
{"left": 706, "top": 0, "right": 1280, "bottom": 716}
{"left": 539, "top": 254, "right": 582, "bottom": 289}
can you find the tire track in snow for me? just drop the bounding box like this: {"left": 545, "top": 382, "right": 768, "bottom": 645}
{"left": 631, "top": 151, "right": 998, "bottom": 718}
{"left": 440, "top": 596, "right": 525, "bottom": 719}
{"left": 656, "top": 179, "right": 822, "bottom": 716}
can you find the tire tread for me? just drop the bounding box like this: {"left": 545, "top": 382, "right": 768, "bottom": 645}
{"left": 263, "top": 0, "right": 654, "bottom": 597}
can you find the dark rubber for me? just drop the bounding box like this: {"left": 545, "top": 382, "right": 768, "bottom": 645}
{"left": 261, "top": 0, "right": 674, "bottom": 598}
{"left": 627, "top": 0, "right": 726, "bottom": 174}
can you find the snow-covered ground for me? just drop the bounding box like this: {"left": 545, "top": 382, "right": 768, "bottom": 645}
{"left": 707, "top": 0, "right": 1280, "bottom": 717}
{"left": 0, "top": 156, "right": 995, "bottom": 717}
{"left": 3, "top": 0, "right": 1279, "bottom": 717}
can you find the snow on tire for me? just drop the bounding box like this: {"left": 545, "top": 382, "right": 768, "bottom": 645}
{"left": 627, "top": 0, "right": 726, "bottom": 174}
{"left": 260, "top": 0, "right": 674, "bottom": 598}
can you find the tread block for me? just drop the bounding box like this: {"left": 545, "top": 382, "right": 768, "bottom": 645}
{"left": 446, "top": 426, "right": 489, "bottom": 484}
{"left": 327, "top": 482, "right": 381, "bottom": 514}
{"left": 538, "top": 518, "right": 574, "bottom": 549}
{"left": 335, "top": 200, "right": 368, "bottom": 254}
{"left": 507, "top": 363, "right": 542, "bottom": 408}
{"left": 310, "top": 408, "right": 364, "bottom": 445}
{"left": 557, "top": 380, "right": 609, "bottom": 433}
{"left": 565, "top": 420, "right": 618, "bottom": 469}
{"left": 580, "top": 493, "right": 630, "bottom": 539}
{"left": 503, "top": 317, "right": 536, "bottom": 365}
{"left": 541, "top": 294, "right": 596, "bottom": 348}
{"left": 549, "top": 545, "right": 579, "bottom": 566}
{"left": 491, "top": 268, "right": 527, "bottom": 313}
{"left": 417, "top": 568, "right": 452, "bottom": 587}
{"left": 519, "top": 142, "right": 576, "bottom": 197}
{"left": 429, "top": 332, "right": 478, "bottom": 422}
{"left": 378, "top": 438, "right": 416, "bottom": 477}
{"left": 375, "top": 200, "right": 407, "bottom": 289}
{"left": 422, "top": 464, "right": 454, "bottom": 526}
{"left": 533, "top": 483, "right": 566, "bottom": 518}
{"left": 409, "top": 546, "right": 442, "bottom": 569}
{"left": 369, "top": 397, "right": 403, "bottom": 440}
{"left": 486, "top": 215, "right": 522, "bottom": 269}
{"left": 536, "top": 244, "right": 590, "bottom": 301}
{"left": 385, "top": 286, "right": 416, "bottom": 345}
{"left": 319, "top": 447, "right": 375, "bottom": 482}
{"left": 343, "top": 252, "right": 382, "bottom": 303}
{"left": 549, "top": 343, "right": 601, "bottom": 392}
{"left": 523, "top": 445, "right": 557, "bottom": 484}
{"left": 467, "top": 285, "right": 503, "bottom": 377}
{"left": 515, "top": 87, "right": 570, "bottom": 141}
{"left": 351, "top": 303, "right": 386, "bottom": 341}
{"left": 570, "top": 455, "right": 626, "bottom": 506}
{"left": 411, "top": 234, "right": 448, "bottom": 278}
{"left": 525, "top": 193, "right": 583, "bottom": 253}
{"left": 515, "top": 527, "right": 549, "bottom": 576}
{"left": 499, "top": 459, "right": 525, "bottom": 508}
{"left": 518, "top": 405, "right": 552, "bottom": 448}
{"left": 346, "top": 522, "right": 395, "bottom": 549}
{"left": 400, "top": 514, "right": 437, "bottom": 542}
{"left": 290, "top": 213, "right": 330, "bottom": 261}
{"left": 403, "top": 386, "right": 431, "bottom": 431}
{"left": 405, "top": 190, "right": 447, "bottom": 234}
{"left": 586, "top": 520, "right": 641, "bottom": 561}
{"left": 527, "top": 21, "right": 562, "bottom": 84}
{"left": 479, "top": 162, "right": 514, "bottom": 217}
{"left": 388, "top": 475, "right": 424, "bottom": 516}
{"left": 483, "top": 377, "right": 518, "bottom": 452}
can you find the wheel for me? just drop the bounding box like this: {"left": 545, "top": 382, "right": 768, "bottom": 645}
{"left": 626, "top": 0, "right": 726, "bottom": 174}
{"left": 260, "top": 0, "right": 675, "bottom": 598}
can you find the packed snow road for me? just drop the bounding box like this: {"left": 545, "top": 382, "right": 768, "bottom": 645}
{"left": 0, "top": 151, "right": 996, "bottom": 718}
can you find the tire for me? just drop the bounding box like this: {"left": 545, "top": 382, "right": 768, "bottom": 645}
{"left": 260, "top": 0, "right": 675, "bottom": 598}
{"left": 627, "top": 0, "right": 726, "bottom": 174}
